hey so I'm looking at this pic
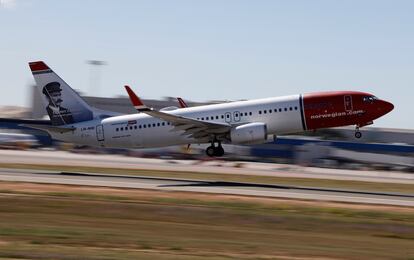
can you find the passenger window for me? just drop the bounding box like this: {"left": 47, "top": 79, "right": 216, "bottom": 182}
{"left": 274, "top": 109, "right": 277, "bottom": 112}
{"left": 216, "top": 116, "right": 219, "bottom": 119}
{"left": 157, "top": 123, "right": 160, "bottom": 126}
{"left": 289, "top": 107, "right": 292, "bottom": 111}
{"left": 211, "top": 116, "right": 214, "bottom": 120}
{"left": 139, "top": 125, "right": 142, "bottom": 129}
{"left": 162, "top": 122, "right": 165, "bottom": 126}
{"left": 284, "top": 108, "right": 287, "bottom": 111}
{"left": 116, "top": 128, "right": 119, "bottom": 132}
{"left": 259, "top": 111, "right": 262, "bottom": 114}
{"left": 221, "top": 115, "right": 224, "bottom": 119}
{"left": 269, "top": 109, "right": 272, "bottom": 113}
{"left": 249, "top": 112, "right": 252, "bottom": 116}
{"left": 134, "top": 125, "right": 137, "bottom": 129}
{"left": 279, "top": 108, "right": 282, "bottom": 112}
{"left": 295, "top": 106, "right": 298, "bottom": 110}
{"left": 264, "top": 110, "right": 267, "bottom": 114}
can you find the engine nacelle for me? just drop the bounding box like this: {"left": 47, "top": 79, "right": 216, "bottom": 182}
{"left": 230, "top": 122, "right": 267, "bottom": 144}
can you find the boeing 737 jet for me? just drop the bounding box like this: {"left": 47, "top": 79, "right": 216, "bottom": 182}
{"left": 15, "top": 61, "right": 394, "bottom": 157}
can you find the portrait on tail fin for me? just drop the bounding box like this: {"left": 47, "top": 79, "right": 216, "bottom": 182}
{"left": 42, "top": 82, "right": 74, "bottom": 125}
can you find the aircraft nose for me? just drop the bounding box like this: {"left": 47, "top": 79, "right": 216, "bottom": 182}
{"left": 379, "top": 100, "right": 394, "bottom": 114}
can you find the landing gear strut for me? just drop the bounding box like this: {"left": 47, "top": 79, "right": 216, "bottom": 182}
{"left": 355, "top": 126, "right": 362, "bottom": 139}
{"left": 206, "top": 142, "right": 225, "bottom": 157}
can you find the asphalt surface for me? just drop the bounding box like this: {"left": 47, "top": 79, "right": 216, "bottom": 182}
{"left": 0, "top": 168, "right": 413, "bottom": 207}
{"left": 0, "top": 150, "right": 413, "bottom": 184}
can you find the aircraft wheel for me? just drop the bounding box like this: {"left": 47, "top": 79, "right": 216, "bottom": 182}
{"left": 206, "top": 146, "right": 216, "bottom": 157}
{"left": 355, "top": 131, "right": 362, "bottom": 139}
{"left": 214, "top": 145, "right": 225, "bottom": 157}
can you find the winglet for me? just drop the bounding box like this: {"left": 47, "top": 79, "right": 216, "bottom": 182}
{"left": 124, "top": 85, "right": 151, "bottom": 112}
{"left": 177, "top": 97, "right": 188, "bottom": 108}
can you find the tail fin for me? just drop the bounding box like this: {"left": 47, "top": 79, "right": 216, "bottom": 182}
{"left": 29, "top": 61, "right": 94, "bottom": 126}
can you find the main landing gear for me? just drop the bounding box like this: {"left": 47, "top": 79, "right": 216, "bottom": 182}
{"left": 355, "top": 126, "right": 362, "bottom": 139}
{"left": 206, "top": 142, "right": 225, "bottom": 157}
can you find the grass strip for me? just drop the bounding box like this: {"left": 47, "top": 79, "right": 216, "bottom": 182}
{"left": 0, "top": 183, "right": 412, "bottom": 259}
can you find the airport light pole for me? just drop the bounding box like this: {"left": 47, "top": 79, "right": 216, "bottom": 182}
{"left": 87, "top": 60, "right": 107, "bottom": 96}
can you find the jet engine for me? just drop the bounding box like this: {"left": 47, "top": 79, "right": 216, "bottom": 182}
{"left": 230, "top": 122, "right": 267, "bottom": 144}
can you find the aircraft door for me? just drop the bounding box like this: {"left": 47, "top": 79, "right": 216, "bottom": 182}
{"left": 96, "top": 125, "right": 105, "bottom": 142}
{"left": 344, "top": 95, "right": 353, "bottom": 112}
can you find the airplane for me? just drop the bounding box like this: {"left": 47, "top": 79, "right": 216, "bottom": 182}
{"left": 14, "top": 61, "right": 393, "bottom": 157}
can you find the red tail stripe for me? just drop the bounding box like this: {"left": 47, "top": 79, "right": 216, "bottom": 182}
{"left": 29, "top": 61, "right": 50, "bottom": 72}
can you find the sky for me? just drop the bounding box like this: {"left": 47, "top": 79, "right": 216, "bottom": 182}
{"left": 0, "top": 0, "right": 413, "bottom": 129}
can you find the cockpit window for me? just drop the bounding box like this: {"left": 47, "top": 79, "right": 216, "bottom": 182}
{"left": 363, "top": 96, "right": 378, "bottom": 103}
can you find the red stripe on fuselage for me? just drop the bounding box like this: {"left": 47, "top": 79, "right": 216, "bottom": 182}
{"left": 303, "top": 91, "right": 375, "bottom": 130}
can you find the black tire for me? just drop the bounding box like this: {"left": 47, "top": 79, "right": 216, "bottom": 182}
{"left": 355, "top": 131, "right": 362, "bottom": 139}
{"left": 206, "top": 146, "right": 215, "bottom": 157}
{"left": 214, "top": 146, "right": 225, "bottom": 157}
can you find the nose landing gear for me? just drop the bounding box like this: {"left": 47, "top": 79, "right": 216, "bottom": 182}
{"left": 206, "top": 142, "right": 225, "bottom": 157}
{"left": 355, "top": 126, "right": 362, "bottom": 139}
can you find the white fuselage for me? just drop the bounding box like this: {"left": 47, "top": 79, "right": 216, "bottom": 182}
{"left": 51, "top": 94, "right": 304, "bottom": 148}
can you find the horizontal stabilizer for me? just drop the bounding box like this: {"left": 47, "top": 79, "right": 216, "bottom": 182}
{"left": 0, "top": 118, "right": 51, "bottom": 126}
{"left": 21, "top": 124, "right": 76, "bottom": 133}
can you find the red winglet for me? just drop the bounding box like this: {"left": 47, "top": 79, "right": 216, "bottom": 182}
{"left": 124, "top": 85, "right": 149, "bottom": 111}
{"left": 177, "top": 97, "right": 188, "bottom": 108}
{"left": 29, "top": 61, "right": 50, "bottom": 72}
{"left": 124, "top": 85, "right": 143, "bottom": 106}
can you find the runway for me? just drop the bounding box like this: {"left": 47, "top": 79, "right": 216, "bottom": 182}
{"left": 0, "top": 150, "right": 413, "bottom": 184}
{"left": 0, "top": 168, "right": 413, "bottom": 207}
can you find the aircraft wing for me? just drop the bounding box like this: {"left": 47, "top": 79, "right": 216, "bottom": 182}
{"left": 124, "top": 86, "right": 231, "bottom": 140}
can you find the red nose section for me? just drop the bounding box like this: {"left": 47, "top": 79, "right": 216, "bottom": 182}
{"left": 302, "top": 91, "right": 393, "bottom": 130}
{"left": 380, "top": 100, "right": 394, "bottom": 115}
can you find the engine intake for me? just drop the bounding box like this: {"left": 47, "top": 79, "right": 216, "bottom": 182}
{"left": 230, "top": 122, "right": 267, "bottom": 144}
